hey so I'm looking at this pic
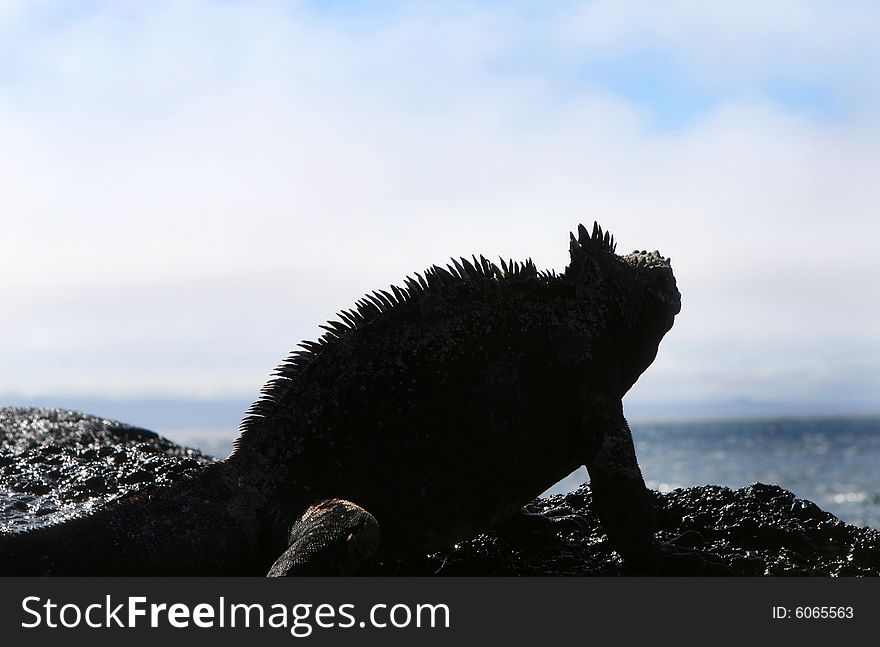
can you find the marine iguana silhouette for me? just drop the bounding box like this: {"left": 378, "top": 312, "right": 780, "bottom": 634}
{"left": 0, "top": 222, "right": 696, "bottom": 576}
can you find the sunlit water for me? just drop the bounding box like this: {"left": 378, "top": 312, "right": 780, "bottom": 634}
{"left": 160, "top": 417, "right": 880, "bottom": 530}
{"left": 546, "top": 417, "right": 880, "bottom": 529}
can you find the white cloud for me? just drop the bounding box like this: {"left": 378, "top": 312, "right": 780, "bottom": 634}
{"left": 0, "top": 1, "right": 877, "bottom": 408}
{"left": 0, "top": 0, "right": 35, "bottom": 29}
{"left": 561, "top": 0, "right": 880, "bottom": 95}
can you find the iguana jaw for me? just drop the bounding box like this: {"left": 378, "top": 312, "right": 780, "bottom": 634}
{"left": 616, "top": 249, "right": 681, "bottom": 394}
{"left": 621, "top": 249, "right": 681, "bottom": 320}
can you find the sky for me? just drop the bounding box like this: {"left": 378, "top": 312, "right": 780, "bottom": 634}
{"left": 1, "top": 0, "right": 878, "bottom": 418}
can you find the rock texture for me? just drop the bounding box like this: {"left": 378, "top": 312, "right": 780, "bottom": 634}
{"left": 0, "top": 407, "right": 212, "bottom": 533}
{"left": 2, "top": 407, "right": 877, "bottom": 576}
{"left": 380, "top": 483, "right": 880, "bottom": 576}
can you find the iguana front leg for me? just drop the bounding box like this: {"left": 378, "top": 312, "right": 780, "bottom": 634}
{"left": 267, "top": 499, "right": 381, "bottom": 576}
{"left": 584, "top": 401, "right": 658, "bottom": 563}
{"left": 585, "top": 401, "right": 731, "bottom": 575}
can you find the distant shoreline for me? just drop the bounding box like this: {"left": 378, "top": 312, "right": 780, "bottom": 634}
{"left": 2, "top": 393, "right": 878, "bottom": 433}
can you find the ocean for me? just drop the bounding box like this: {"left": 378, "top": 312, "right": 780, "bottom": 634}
{"left": 547, "top": 416, "right": 880, "bottom": 530}
{"left": 160, "top": 416, "right": 880, "bottom": 531}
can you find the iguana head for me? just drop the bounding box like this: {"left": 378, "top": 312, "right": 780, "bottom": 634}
{"left": 565, "top": 222, "right": 681, "bottom": 393}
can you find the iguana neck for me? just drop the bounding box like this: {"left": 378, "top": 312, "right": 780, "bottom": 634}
{"left": 0, "top": 462, "right": 274, "bottom": 576}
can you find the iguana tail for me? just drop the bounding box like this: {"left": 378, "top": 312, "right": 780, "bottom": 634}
{"left": 0, "top": 463, "right": 270, "bottom": 576}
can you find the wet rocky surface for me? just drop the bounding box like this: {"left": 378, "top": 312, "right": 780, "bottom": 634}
{"left": 0, "top": 407, "right": 212, "bottom": 532}
{"left": 379, "top": 483, "right": 880, "bottom": 576}
{"left": 2, "top": 407, "right": 878, "bottom": 575}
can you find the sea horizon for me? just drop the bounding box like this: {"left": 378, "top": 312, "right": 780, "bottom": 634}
{"left": 3, "top": 393, "right": 878, "bottom": 434}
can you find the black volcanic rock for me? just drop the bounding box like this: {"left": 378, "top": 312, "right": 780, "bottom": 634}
{"left": 1, "top": 407, "right": 877, "bottom": 575}
{"left": 374, "top": 483, "right": 879, "bottom": 576}
{"left": 0, "top": 407, "right": 213, "bottom": 533}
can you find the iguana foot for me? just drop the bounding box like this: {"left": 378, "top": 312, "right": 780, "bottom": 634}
{"left": 267, "top": 498, "right": 381, "bottom": 576}
{"left": 624, "top": 542, "right": 733, "bottom": 576}
{"left": 494, "top": 508, "right": 555, "bottom": 538}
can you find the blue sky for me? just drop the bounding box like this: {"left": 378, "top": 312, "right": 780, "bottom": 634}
{"left": 1, "top": 0, "right": 878, "bottom": 417}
